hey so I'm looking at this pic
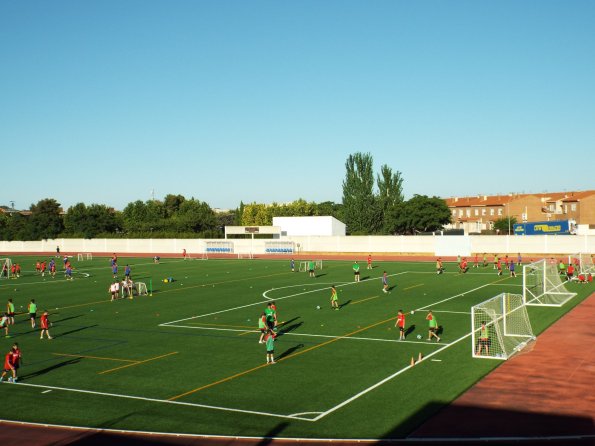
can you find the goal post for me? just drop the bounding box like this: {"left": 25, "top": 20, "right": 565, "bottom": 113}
{"left": 77, "top": 253, "right": 93, "bottom": 261}
{"left": 523, "top": 259, "right": 576, "bottom": 307}
{"left": 136, "top": 282, "right": 148, "bottom": 296}
{"left": 299, "top": 261, "right": 308, "bottom": 272}
{"left": 568, "top": 253, "right": 595, "bottom": 275}
{"left": 471, "top": 293, "right": 534, "bottom": 360}
{"left": 0, "top": 258, "right": 12, "bottom": 279}
{"left": 237, "top": 252, "right": 254, "bottom": 259}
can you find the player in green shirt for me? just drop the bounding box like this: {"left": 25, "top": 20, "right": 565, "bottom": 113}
{"left": 330, "top": 285, "right": 339, "bottom": 310}
{"left": 7, "top": 299, "right": 15, "bottom": 325}
{"left": 353, "top": 261, "right": 360, "bottom": 282}
{"left": 264, "top": 303, "right": 276, "bottom": 330}
{"left": 308, "top": 261, "right": 316, "bottom": 278}
{"left": 28, "top": 299, "right": 37, "bottom": 328}
{"left": 265, "top": 329, "right": 276, "bottom": 364}
{"left": 426, "top": 310, "right": 440, "bottom": 342}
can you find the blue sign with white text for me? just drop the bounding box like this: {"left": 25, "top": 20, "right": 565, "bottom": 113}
{"left": 513, "top": 220, "right": 571, "bottom": 235}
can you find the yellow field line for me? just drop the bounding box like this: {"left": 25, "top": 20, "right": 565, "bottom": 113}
{"left": 237, "top": 330, "right": 258, "bottom": 336}
{"left": 168, "top": 316, "right": 394, "bottom": 401}
{"left": 403, "top": 284, "right": 424, "bottom": 291}
{"left": 351, "top": 295, "right": 379, "bottom": 305}
{"left": 52, "top": 353, "right": 137, "bottom": 363}
{"left": 98, "top": 352, "right": 178, "bottom": 375}
{"left": 54, "top": 299, "right": 111, "bottom": 311}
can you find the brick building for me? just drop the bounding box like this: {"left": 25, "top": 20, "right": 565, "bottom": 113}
{"left": 444, "top": 190, "right": 595, "bottom": 234}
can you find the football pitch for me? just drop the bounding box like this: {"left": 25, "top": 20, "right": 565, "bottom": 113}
{"left": 0, "top": 255, "right": 591, "bottom": 440}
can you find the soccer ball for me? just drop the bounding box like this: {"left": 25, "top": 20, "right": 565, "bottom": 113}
{"left": 416, "top": 334, "right": 422, "bottom": 340}
{"left": 316, "top": 305, "right": 321, "bottom": 310}
{"left": 411, "top": 310, "right": 415, "bottom": 315}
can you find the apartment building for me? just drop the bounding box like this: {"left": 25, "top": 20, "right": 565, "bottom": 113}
{"left": 444, "top": 190, "right": 595, "bottom": 234}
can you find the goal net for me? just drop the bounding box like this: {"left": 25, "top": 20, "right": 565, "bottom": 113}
{"left": 471, "top": 293, "right": 534, "bottom": 360}
{"left": 0, "top": 258, "right": 12, "bottom": 280}
{"left": 523, "top": 259, "right": 576, "bottom": 307}
{"left": 298, "top": 260, "right": 323, "bottom": 272}
{"left": 568, "top": 253, "right": 595, "bottom": 275}
{"left": 237, "top": 252, "right": 254, "bottom": 259}
{"left": 77, "top": 253, "right": 93, "bottom": 261}
{"left": 136, "top": 282, "right": 148, "bottom": 296}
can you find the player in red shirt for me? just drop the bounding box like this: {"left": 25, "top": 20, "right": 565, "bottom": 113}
{"left": 566, "top": 264, "right": 575, "bottom": 282}
{"left": 41, "top": 261, "right": 47, "bottom": 277}
{"left": 15, "top": 264, "right": 21, "bottom": 278}
{"left": 11, "top": 343, "right": 21, "bottom": 381}
{"left": 182, "top": 249, "right": 187, "bottom": 260}
{"left": 497, "top": 259, "right": 503, "bottom": 276}
{"left": 40, "top": 311, "right": 52, "bottom": 340}
{"left": 0, "top": 350, "right": 16, "bottom": 383}
{"left": 395, "top": 310, "right": 406, "bottom": 340}
{"left": 367, "top": 254, "right": 372, "bottom": 270}
{"left": 473, "top": 253, "right": 479, "bottom": 268}
{"left": 35, "top": 261, "right": 41, "bottom": 273}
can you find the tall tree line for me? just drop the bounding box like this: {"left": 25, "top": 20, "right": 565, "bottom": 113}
{"left": 0, "top": 153, "right": 452, "bottom": 240}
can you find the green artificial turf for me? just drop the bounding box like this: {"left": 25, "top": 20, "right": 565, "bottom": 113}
{"left": 0, "top": 255, "right": 590, "bottom": 439}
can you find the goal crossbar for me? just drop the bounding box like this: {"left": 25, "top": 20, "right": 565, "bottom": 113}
{"left": 523, "top": 259, "right": 576, "bottom": 307}
{"left": 472, "top": 292, "right": 534, "bottom": 360}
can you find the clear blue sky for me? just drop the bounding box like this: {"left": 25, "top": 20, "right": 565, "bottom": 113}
{"left": 2, "top": 0, "right": 594, "bottom": 211}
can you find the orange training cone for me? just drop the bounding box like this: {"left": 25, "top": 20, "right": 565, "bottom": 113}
{"left": 410, "top": 357, "right": 415, "bottom": 366}
{"left": 418, "top": 352, "right": 423, "bottom": 362}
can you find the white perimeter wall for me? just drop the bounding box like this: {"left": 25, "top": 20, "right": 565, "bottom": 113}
{"left": 272, "top": 216, "right": 346, "bottom": 236}
{"left": 0, "top": 235, "right": 593, "bottom": 256}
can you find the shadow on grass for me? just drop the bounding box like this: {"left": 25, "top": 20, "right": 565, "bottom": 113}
{"left": 53, "top": 314, "right": 85, "bottom": 323}
{"left": 20, "top": 358, "right": 81, "bottom": 381}
{"left": 339, "top": 299, "right": 352, "bottom": 309}
{"left": 276, "top": 344, "right": 304, "bottom": 360}
{"left": 312, "top": 273, "right": 327, "bottom": 278}
{"left": 278, "top": 321, "right": 303, "bottom": 335}
{"left": 54, "top": 325, "right": 98, "bottom": 338}
{"left": 405, "top": 324, "right": 416, "bottom": 337}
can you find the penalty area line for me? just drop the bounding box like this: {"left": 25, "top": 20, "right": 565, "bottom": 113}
{"left": 8, "top": 382, "right": 313, "bottom": 421}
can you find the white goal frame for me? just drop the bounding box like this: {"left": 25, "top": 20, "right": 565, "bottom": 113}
{"left": 77, "top": 253, "right": 93, "bottom": 261}
{"left": 136, "top": 282, "right": 148, "bottom": 296}
{"left": 298, "top": 260, "right": 323, "bottom": 272}
{"left": 471, "top": 292, "right": 535, "bottom": 360}
{"left": 0, "top": 258, "right": 12, "bottom": 280}
{"left": 568, "top": 253, "right": 595, "bottom": 275}
{"left": 523, "top": 259, "right": 576, "bottom": 307}
{"left": 237, "top": 252, "right": 254, "bottom": 259}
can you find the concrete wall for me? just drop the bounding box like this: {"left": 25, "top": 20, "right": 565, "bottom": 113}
{"left": 0, "top": 235, "right": 593, "bottom": 256}
{"left": 272, "top": 216, "right": 346, "bottom": 236}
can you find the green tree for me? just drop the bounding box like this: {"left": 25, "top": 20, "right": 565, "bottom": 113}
{"left": 28, "top": 199, "right": 64, "bottom": 240}
{"left": 493, "top": 217, "right": 517, "bottom": 235}
{"left": 387, "top": 195, "right": 451, "bottom": 234}
{"left": 377, "top": 165, "right": 404, "bottom": 234}
{"left": 342, "top": 152, "right": 378, "bottom": 234}
{"left": 64, "top": 203, "right": 120, "bottom": 238}
{"left": 176, "top": 198, "right": 218, "bottom": 233}
{"left": 163, "top": 194, "right": 186, "bottom": 217}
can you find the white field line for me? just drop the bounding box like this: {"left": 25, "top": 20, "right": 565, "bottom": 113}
{"left": 160, "top": 272, "right": 408, "bottom": 326}
{"left": 415, "top": 283, "right": 491, "bottom": 311}
{"left": 164, "top": 324, "right": 446, "bottom": 346}
{"left": 7, "top": 382, "right": 314, "bottom": 422}
{"left": 311, "top": 329, "right": 473, "bottom": 421}
{"left": 0, "top": 272, "right": 90, "bottom": 288}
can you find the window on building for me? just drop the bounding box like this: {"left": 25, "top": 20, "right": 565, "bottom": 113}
{"left": 490, "top": 208, "right": 494, "bottom": 216}
{"left": 571, "top": 203, "right": 577, "bottom": 211}
{"left": 498, "top": 208, "right": 503, "bottom": 216}
{"left": 452, "top": 209, "right": 456, "bottom": 216}
{"left": 466, "top": 209, "right": 471, "bottom": 217}
{"left": 482, "top": 209, "right": 486, "bottom": 216}
{"left": 474, "top": 209, "right": 479, "bottom": 216}
{"left": 459, "top": 210, "right": 463, "bottom": 217}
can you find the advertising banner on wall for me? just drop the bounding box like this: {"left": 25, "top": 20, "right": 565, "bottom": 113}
{"left": 513, "top": 220, "right": 572, "bottom": 235}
